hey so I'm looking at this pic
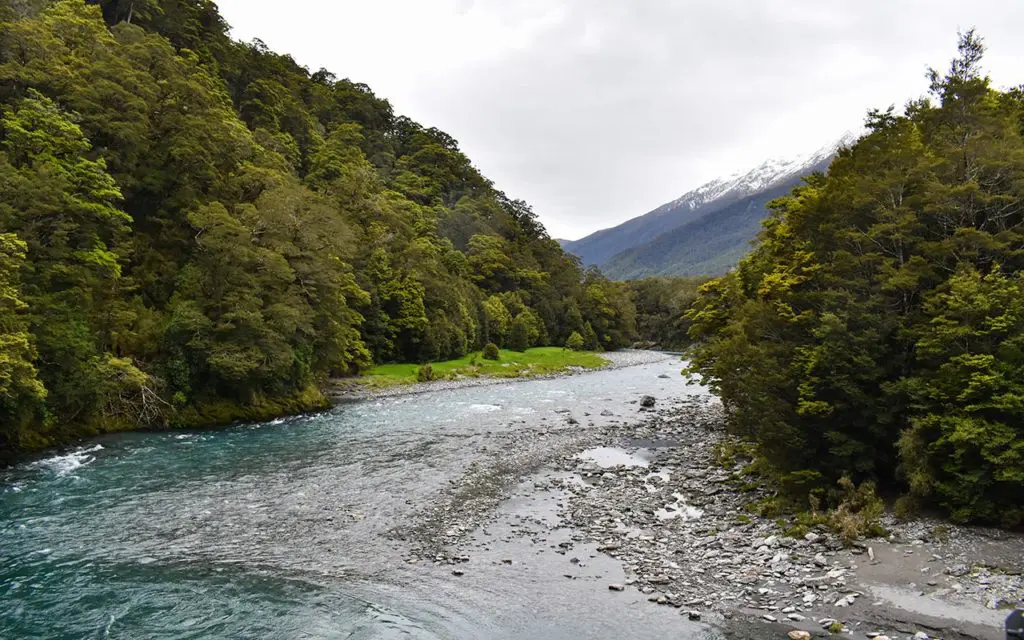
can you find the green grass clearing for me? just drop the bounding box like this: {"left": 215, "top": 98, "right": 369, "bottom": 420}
{"left": 359, "top": 347, "right": 609, "bottom": 388}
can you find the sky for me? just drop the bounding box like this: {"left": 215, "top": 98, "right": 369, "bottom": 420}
{"left": 215, "top": 0, "right": 1024, "bottom": 240}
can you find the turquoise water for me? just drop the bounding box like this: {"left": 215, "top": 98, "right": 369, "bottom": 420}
{"left": 1, "top": 358, "right": 740, "bottom": 639}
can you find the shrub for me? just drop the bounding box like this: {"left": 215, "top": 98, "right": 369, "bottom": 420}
{"left": 482, "top": 343, "right": 500, "bottom": 360}
{"left": 828, "top": 476, "right": 885, "bottom": 545}
{"left": 565, "top": 331, "right": 585, "bottom": 351}
{"left": 416, "top": 364, "right": 436, "bottom": 382}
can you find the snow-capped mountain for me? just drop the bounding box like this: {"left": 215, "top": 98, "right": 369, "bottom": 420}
{"left": 662, "top": 130, "right": 860, "bottom": 217}
{"left": 563, "top": 131, "right": 859, "bottom": 274}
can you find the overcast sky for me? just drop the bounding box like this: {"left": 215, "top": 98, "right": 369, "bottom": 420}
{"left": 215, "top": 0, "right": 1024, "bottom": 240}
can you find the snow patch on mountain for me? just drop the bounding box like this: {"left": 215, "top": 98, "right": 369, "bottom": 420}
{"left": 664, "top": 131, "right": 861, "bottom": 214}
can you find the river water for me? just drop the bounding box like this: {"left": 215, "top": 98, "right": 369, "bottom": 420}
{"left": 1, "top": 356, "right": 751, "bottom": 639}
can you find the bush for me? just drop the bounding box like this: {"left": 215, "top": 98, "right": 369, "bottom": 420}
{"left": 482, "top": 343, "right": 500, "bottom": 360}
{"left": 828, "top": 476, "right": 886, "bottom": 545}
{"left": 565, "top": 331, "right": 585, "bottom": 351}
{"left": 416, "top": 364, "right": 436, "bottom": 382}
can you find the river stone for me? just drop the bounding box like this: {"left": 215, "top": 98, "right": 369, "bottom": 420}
{"left": 640, "top": 395, "right": 656, "bottom": 408}
{"left": 788, "top": 632, "right": 811, "bottom": 640}
{"left": 608, "top": 584, "right": 625, "bottom": 591}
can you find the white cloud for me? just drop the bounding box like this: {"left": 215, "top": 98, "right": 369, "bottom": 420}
{"left": 216, "top": 0, "right": 1024, "bottom": 239}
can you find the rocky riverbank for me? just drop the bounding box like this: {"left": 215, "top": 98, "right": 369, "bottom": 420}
{"left": 397, "top": 390, "right": 1024, "bottom": 640}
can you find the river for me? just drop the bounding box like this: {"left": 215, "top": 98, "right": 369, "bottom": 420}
{"left": 1, "top": 355, "right": 761, "bottom": 639}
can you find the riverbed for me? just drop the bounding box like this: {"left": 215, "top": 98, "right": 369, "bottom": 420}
{"left": 4, "top": 353, "right": 1020, "bottom": 640}
{"left": 1, "top": 353, "right": 739, "bottom": 639}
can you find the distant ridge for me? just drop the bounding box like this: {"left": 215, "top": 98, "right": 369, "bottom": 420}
{"left": 563, "top": 132, "right": 860, "bottom": 277}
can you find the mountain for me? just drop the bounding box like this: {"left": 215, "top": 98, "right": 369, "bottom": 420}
{"left": 602, "top": 174, "right": 817, "bottom": 278}
{"left": 564, "top": 132, "right": 859, "bottom": 276}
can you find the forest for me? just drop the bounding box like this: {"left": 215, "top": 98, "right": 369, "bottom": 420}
{"left": 0, "top": 0, "right": 639, "bottom": 460}
{"left": 8, "top": 3, "right": 1014, "bottom": 536}
{"left": 688, "top": 32, "right": 1024, "bottom": 527}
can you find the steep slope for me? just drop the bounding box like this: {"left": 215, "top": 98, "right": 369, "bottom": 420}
{"left": 564, "top": 133, "right": 858, "bottom": 269}
{"left": 601, "top": 167, "right": 825, "bottom": 278}
{"left": 0, "top": 1, "right": 639, "bottom": 459}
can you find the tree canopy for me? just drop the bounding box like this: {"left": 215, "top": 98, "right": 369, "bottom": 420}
{"left": 687, "top": 31, "right": 1024, "bottom": 527}
{"left": 0, "top": 0, "right": 636, "bottom": 460}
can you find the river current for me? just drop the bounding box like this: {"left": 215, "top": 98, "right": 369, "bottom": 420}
{"left": 2, "top": 356, "right": 747, "bottom": 639}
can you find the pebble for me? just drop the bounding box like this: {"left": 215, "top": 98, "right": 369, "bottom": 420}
{"left": 404, "top": 387, "right": 1024, "bottom": 636}
{"left": 787, "top": 632, "right": 811, "bottom": 640}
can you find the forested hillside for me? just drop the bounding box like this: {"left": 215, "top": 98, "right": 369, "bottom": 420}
{"left": 688, "top": 32, "right": 1024, "bottom": 527}
{"left": 0, "top": 0, "right": 636, "bottom": 460}
{"left": 626, "top": 277, "right": 707, "bottom": 350}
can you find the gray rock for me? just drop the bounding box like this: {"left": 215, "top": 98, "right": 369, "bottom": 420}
{"left": 946, "top": 563, "right": 970, "bottom": 577}
{"left": 608, "top": 583, "right": 625, "bottom": 591}
{"left": 640, "top": 395, "right": 656, "bottom": 408}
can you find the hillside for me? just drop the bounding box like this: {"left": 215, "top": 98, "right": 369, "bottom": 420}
{"left": 602, "top": 158, "right": 833, "bottom": 278}
{"left": 0, "top": 0, "right": 637, "bottom": 459}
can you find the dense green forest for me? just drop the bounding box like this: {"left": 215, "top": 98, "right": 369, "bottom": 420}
{"left": 688, "top": 32, "right": 1024, "bottom": 527}
{"left": 626, "top": 277, "right": 707, "bottom": 350}
{"left": 0, "top": 0, "right": 638, "bottom": 460}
